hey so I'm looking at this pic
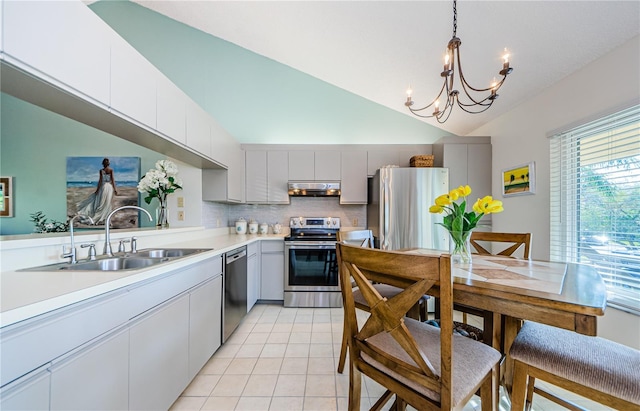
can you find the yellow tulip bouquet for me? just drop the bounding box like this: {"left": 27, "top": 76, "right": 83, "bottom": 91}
{"left": 429, "top": 185, "right": 504, "bottom": 263}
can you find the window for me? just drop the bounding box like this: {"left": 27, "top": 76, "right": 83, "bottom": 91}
{"left": 550, "top": 105, "right": 640, "bottom": 313}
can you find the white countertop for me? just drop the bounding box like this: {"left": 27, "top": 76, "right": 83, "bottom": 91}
{"left": 0, "top": 228, "right": 286, "bottom": 328}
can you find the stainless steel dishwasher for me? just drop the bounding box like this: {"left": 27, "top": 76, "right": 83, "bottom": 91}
{"left": 223, "top": 246, "right": 248, "bottom": 342}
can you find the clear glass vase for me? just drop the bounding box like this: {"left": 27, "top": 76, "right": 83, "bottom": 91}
{"left": 449, "top": 230, "right": 472, "bottom": 265}
{"left": 156, "top": 197, "right": 169, "bottom": 229}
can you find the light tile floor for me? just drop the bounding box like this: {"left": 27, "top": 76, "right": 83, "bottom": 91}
{"left": 170, "top": 304, "right": 614, "bottom": 411}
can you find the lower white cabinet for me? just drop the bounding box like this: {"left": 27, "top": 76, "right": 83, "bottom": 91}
{"left": 129, "top": 294, "right": 190, "bottom": 411}
{"left": 0, "top": 256, "right": 224, "bottom": 411}
{"left": 260, "top": 241, "right": 285, "bottom": 301}
{"left": 189, "top": 276, "right": 222, "bottom": 378}
{"left": 247, "top": 242, "right": 260, "bottom": 311}
{"left": 0, "top": 366, "right": 50, "bottom": 411}
{"left": 50, "top": 328, "right": 129, "bottom": 411}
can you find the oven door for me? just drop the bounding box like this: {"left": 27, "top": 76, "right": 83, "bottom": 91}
{"left": 284, "top": 241, "right": 339, "bottom": 291}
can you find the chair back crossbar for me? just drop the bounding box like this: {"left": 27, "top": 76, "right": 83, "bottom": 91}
{"left": 470, "top": 232, "right": 531, "bottom": 259}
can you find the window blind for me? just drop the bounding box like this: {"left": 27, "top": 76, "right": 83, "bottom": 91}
{"left": 550, "top": 105, "right": 640, "bottom": 313}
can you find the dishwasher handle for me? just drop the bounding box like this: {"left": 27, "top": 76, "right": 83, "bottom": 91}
{"left": 226, "top": 248, "right": 247, "bottom": 264}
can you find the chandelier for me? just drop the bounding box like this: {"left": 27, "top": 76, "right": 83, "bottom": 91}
{"left": 404, "top": 0, "right": 513, "bottom": 123}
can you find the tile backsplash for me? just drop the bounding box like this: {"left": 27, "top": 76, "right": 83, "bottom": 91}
{"left": 202, "top": 197, "right": 366, "bottom": 231}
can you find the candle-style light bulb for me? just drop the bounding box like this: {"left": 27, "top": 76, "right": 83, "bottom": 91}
{"left": 405, "top": 85, "right": 414, "bottom": 107}
{"left": 406, "top": 86, "right": 413, "bottom": 98}
{"left": 433, "top": 100, "right": 440, "bottom": 115}
{"left": 503, "top": 48, "right": 510, "bottom": 64}
{"left": 490, "top": 77, "right": 498, "bottom": 98}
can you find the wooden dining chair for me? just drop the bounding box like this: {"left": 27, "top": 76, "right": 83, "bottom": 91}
{"left": 469, "top": 232, "right": 531, "bottom": 259}
{"left": 450, "top": 232, "right": 532, "bottom": 343}
{"left": 336, "top": 230, "right": 429, "bottom": 374}
{"left": 510, "top": 321, "right": 640, "bottom": 411}
{"left": 337, "top": 243, "right": 501, "bottom": 411}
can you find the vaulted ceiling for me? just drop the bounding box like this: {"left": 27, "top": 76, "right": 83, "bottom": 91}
{"left": 130, "top": 1, "right": 639, "bottom": 137}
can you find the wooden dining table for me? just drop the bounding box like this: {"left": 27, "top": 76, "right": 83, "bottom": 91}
{"left": 401, "top": 249, "right": 608, "bottom": 390}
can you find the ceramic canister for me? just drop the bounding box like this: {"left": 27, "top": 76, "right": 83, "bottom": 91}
{"left": 248, "top": 221, "right": 259, "bottom": 234}
{"left": 259, "top": 223, "right": 269, "bottom": 234}
{"left": 235, "top": 218, "right": 247, "bottom": 234}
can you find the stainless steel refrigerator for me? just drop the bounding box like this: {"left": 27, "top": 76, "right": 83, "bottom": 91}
{"left": 368, "top": 167, "right": 449, "bottom": 251}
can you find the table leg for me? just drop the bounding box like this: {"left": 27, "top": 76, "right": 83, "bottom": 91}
{"left": 503, "top": 315, "right": 521, "bottom": 392}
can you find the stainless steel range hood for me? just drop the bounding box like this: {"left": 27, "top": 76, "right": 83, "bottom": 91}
{"left": 288, "top": 182, "right": 341, "bottom": 197}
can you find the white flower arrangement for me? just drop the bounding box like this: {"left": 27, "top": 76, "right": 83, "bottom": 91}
{"left": 137, "top": 160, "right": 183, "bottom": 205}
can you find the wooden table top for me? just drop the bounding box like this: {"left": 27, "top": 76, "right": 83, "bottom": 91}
{"left": 403, "top": 249, "right": 608, "bottom": 318}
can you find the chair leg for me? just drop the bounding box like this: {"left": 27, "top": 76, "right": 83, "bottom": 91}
{"left": 525, "top": 376, "right": 536, "bottom": 411}
{"left": 370, "top": 390, "right": 394, "bottom": 411}
{"left": 348, "top": 358, "right": 361, "bottom": 411}
{"left": 337, "top": 316, "right": 348, "bottom": 373}
{"left": 510, "top": 360, "right": 529, "bottom": 411}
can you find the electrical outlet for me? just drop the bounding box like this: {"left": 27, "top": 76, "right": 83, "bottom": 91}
{"left": 353, "top": 218, "right": 358, "bottom": 226}
{"left": 177, "top": 211, "right": 185, "bottom": 221}
{"left": 177, "top": 197, "right": 184, "bottom": 208}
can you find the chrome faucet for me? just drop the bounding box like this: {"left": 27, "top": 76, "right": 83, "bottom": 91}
{"left": 104, "top": 206, "right": 153, "bottom": 256}
{"left": 62, "top": 214, "right": 95, "bottom": 264}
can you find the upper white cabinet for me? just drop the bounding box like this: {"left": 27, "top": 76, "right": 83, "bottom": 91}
{"left": 315, "top": 151, "right": 341, "bottom": 180}
{"left": 433, "top": 141, "right": 492, "bottom": 205}
{"left": 367, "top": 148, "right": 426, "bottom": 176}
{"left": 186, "top": 101, "right": 212, "bottom": 159}
{"left": 340, "top": 151, "right": 368, "bottom": 204}
{"left": 288, "top": 151, "right": 341, "bottom": 181}
{"left": 110, "top": 40, "right": 157, "bottom": 129}
{"left": 268, "top": 151, "right": 290, "bottom": 203}
{"left": 246, "top": 151, "right": 268, "bottom": 203}
{"left": 245, "top": 150, "right": 289, "bottom": 204}
{"left": 157, "top": 75, "right": 187, "bottom": 145}
{"left": 2, "top": 0, "right": 111, "bottom": 105}
{"left": 288, "top": 151, "right": 315, "bottom": 181}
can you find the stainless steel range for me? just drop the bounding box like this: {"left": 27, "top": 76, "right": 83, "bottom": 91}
{"left": 284, "top": 217, "right": 341, "bottom": 307}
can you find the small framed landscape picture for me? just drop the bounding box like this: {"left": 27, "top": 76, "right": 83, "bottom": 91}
{"left": 0, "top": 176, "right": 13, "bottom": 217}
{"left": 502, "top": 162, "right": 535, "bottom": 197}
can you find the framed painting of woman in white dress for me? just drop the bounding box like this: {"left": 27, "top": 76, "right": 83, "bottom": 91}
{"left": 66, "top": 156, "right": 141, "bottom": 228}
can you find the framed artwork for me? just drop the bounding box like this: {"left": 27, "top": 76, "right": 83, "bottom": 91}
{"left": 502, "top": 162, "right": 535, "bottom": 197}
{"left": 66, "top": 157, "right": 141, "bottom": 228}
{"left": 0, "top": 177, "right": 13, "bottom": 217}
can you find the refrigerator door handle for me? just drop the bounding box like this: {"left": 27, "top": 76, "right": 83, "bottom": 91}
{"left": 381, "top": 173, "right": 390, "bottom": 250}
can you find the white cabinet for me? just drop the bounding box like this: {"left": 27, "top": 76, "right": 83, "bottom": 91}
{"left": 434, "top": 143, "right": 492, "bottom": 197}
{"left": 247, "top": 242, "right": 261, "bottom": 311}
{"left": 157, "top": 75, "right": 187, "bottom": 145}
{"left": 2, "top": 0, "right": 112, "bottom": 106}
{"left": 289, "top": 151, "right": 315, "bottom": 181}
{"left": 268, "top": 151, "right": 290, "bottom": 203}
{"left": 189, "top": 276, "right": 222, "bottom": 378}
{"left": 129, "top": 294, "right": 190, "bottom": 411}
{"left": 0, "top": 366, "right": 50, "bottom": 411}
{"left": 110, "top": 39, "right": 157, "bottom": 129}
{"left": 186, "top": 100, "right": 212, "bottom": 158}
{"left": 340, "top": 150, "right": 368, "bottom": 204}
{"left": 245, "top": 150, "right": 289, "bottom": 204}
{"left": 315, "top": 151, "right": 341, "bottom": 181}
{"left": 50, "top": 328, "right": 129, "bottom": 411}
{"left": 260, "top": 241, "right": 285, "bottom": 301}
{"left": 288, "top": 151, "right": 341, "bottom": 181}
{"left": 246, "top": 151, "right": 268, "bottom": 203}
{"left": 367, "top": 148, "right": 422, "bottom": 176}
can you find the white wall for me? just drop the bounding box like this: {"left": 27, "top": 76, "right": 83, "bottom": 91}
{"left": 469, "top": 35, "right": 640, "bottom": 347}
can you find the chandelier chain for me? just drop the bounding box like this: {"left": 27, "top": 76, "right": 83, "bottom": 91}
{"left": 452, "top": 0, "right": 457, "bottom": 38}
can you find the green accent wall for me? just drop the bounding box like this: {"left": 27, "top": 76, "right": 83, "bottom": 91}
{"left": 90, "top": 1, "right": 450, "bottom": 145}
{"left": 0, "top": 93, "right": 162, "bottom": 235}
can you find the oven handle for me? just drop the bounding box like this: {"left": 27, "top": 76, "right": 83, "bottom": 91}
{"left": 285, "top": 242, "right": 336, "bottom": 249}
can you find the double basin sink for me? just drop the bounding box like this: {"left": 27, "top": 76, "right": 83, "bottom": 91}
{"left": 20, "top": 248, "right": 212, "bottom": 272}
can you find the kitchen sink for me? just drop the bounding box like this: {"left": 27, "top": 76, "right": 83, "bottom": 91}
{"left": 128, "top": 248, "right": 210, "bottom": 259}
{"left": 19, "top": 248, "right": 212, "bottom": 272}
{"left": 20, "top": 257, "right": 168, "bottom": 272}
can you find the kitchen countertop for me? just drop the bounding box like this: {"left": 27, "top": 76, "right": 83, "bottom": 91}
{"left": 0, "top": 229, "right": 286, "bottom": 328}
